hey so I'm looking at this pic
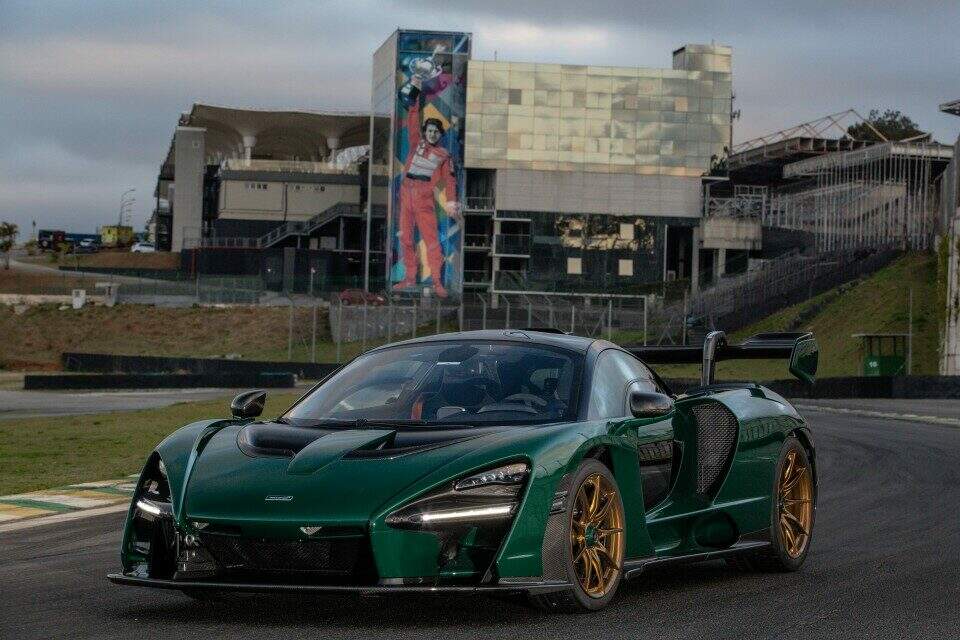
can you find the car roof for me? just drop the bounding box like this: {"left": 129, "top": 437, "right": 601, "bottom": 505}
{"left": 371, "top": 329, "right": 600, "bottom": 354}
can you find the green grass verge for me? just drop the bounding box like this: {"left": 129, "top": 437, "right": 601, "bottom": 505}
{"left": 0, "top": 392, "right": 302, "bottom": 496}
{"left": 652, "top": 251, "right": 940, "bottom": 381}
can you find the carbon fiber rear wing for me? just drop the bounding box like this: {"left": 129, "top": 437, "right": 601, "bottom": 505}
{"left": 629, "top": 331, "right": 819, "bottom": 386}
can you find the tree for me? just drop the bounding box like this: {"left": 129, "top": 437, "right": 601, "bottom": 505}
{"left": 0, "top": 222, "right": 18, "bottom": 270}
{"left": 847, "top": 109, "right": 925, "bottom": 142}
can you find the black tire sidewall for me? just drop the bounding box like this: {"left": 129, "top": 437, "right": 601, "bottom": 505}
{"left": 769, "top": 437, "right": 816, "bottom": 570}
{"left": 561, "top": 459, "right": 625, "bottom": 611}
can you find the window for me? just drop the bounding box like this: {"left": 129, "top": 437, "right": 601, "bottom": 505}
{"left": 284, "top": 341, "right": 582, "bottom": 425}
{"left": 618, "top": 259, "right": 633, "bottom": 277}
{"left": 508, "top": 88, "right": 522, "bottom": 105}
{"left": 619, "top": 223, "right": 634, "bottom": 240}
{"left": 588, "top": 349, "right": 659, "bottom": 419}
{"left": 567, "top": 257, "right": 582, "bottom": 275}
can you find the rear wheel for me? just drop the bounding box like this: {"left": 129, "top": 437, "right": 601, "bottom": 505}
{"left": 728, "top": 437, "right": 815, "bottom": 572}
{"left": 530, "top": 459, "right": 625, "bottom": 613}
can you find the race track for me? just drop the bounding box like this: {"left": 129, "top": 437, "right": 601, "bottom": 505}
{"left": 2, "top": 406, "right": 958, "bottom": 639}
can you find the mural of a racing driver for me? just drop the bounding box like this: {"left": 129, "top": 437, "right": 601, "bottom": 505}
{"left": 393, "top": 65, "right": 463, "bottom": 298}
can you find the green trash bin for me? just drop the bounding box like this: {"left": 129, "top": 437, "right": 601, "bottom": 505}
{"left": 853, "top": 334, "right": 907, "bottom": 377}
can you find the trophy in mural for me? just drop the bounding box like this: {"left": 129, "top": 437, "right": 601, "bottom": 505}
{"left": 399, "top": 45, "right": 445, "bottom": 107}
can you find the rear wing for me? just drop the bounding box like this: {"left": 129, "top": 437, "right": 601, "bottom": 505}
{"left": 629, "top": 331, "right": 819, "bottom": 386}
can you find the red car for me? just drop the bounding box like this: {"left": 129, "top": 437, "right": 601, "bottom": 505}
{"left": 337, "top": 288, "right": 386, "bottom": 306}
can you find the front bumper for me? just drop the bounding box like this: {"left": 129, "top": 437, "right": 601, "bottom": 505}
{"left": 107, "top": 573, "right": 570, "bottom": 595}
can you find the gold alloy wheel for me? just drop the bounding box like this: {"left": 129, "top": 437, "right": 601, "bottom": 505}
{"left": 778, "top": 449, "right": 814, "bottom": 558}
{"left": 571, "top": 473, "right": 624, "bottom": 598}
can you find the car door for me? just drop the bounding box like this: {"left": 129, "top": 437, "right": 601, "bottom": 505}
{"left": 588, "top": 350, "right": 675, "bottom": 511}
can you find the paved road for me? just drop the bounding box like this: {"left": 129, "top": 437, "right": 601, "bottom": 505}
{"left": 2, "top": 406, "right": 958, "bottom": 639}
{"left": 0, "top": 388, "right": 240, "bottom": 420}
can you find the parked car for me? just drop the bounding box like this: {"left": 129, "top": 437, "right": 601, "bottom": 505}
{"left": 130, "top": 241, "right": 156, "bottom": 253}
{"left": 75, "top": 238, "right": 100, "bottom": 253}
{"left": 337, "top": 288, "right": 386, "bottom": 306}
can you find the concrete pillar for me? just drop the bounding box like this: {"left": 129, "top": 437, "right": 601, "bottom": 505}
{"left": 326, "top": 137, "right": 341, "bottom": 165}
{"left": 242, "top": 134, "right": 257, "bottom": 161}
{"left": 690, "top": 226, "right": 701, "bottom": 293}
{"left": 171, "top": 126, "right": 205, "bottom": 253}
{"left": 716, "top": 248, "right": 726, "bottom": 276}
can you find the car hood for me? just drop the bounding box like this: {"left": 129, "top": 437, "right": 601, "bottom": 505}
{"left": 181, "top": 421, "right": 526, "bottom": 528}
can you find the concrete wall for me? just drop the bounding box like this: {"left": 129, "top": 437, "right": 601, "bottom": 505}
{"left": 217, "top": 180, "right": 360, "bottom": 222}
{"left": 701, "top": 217, "right": 762, "bottom": 250}
{"left": 495, "top": 168, "right": 701, "bottom": 217}
{"left": 171, "top": 127, "right": 206, "bottom": 251}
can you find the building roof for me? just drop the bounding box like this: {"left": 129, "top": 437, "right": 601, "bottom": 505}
{"left": 159, "top": 103, "right": 372, "bottom": 182}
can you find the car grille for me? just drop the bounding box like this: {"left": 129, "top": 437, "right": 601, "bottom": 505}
{"left": 199, "top": 532, "right": 367, "bottom": 577}
{"left": 691, "top": 402, "right": 739, "bottom": 496}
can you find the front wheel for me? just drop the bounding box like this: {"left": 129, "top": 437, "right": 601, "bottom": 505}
{"left": 729, "top": 436, "right": 816, "bottom": 572}
{"left": 530, "top": 459, "right": 625, "bottom": 613}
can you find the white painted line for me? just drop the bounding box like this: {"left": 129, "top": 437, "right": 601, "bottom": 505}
{"left": 796, "top": 403, "right": 960, "bottom": 427}
{"left": 0, "top": 502, "right": 129, "bottom": 534}
{"left": 1, "top": 493, "right": 117, "bottom": 509}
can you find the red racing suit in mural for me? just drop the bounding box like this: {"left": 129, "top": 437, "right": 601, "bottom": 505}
{"left": 395, "top": 100, "right": 458, "bottom": 297}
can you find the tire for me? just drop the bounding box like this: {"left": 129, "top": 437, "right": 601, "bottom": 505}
{"left": 728, "top": 436, "right": 816, "bottom": 572}
{"left": 529, "top": 459, "right": 625, "bottom": 613}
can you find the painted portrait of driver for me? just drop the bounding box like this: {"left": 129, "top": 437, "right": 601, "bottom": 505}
{"left": 393, "top": 75, "right": 461, "bottom": 298}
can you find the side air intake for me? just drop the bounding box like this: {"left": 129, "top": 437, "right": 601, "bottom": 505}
{"left": 689, "top": 403, "right": 738, "bottom": 496}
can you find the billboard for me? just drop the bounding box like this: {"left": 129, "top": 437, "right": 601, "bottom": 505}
{"left": 386, "top": 31, "right": 471, "bottom": 300}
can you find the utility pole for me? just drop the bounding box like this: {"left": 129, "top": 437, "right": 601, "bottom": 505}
{"left": 119, "top": 188, "right": 135, "bottom": 228}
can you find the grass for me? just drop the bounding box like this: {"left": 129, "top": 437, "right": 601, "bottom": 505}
{"left": 653, "top": 252, "right": 940, "bottom": 381}
{"left": 0, "top": 268, "right": 106, "bottom": 296}
{"left": 0, "top": 297, "right": 460, "bottom": 370}
{"left": 0, "top": 392, "right": 303, "bottom": 495}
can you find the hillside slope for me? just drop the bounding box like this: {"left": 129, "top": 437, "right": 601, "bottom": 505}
{"left": 657, "top": 251, "right": 940, "bottom": 380}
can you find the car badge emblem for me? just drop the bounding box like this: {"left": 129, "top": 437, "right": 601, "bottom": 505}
{"left": 264, "top": 495, "right": 294, "bottom": 502}
{"left": 300, "top": 526, "right": 322, "bottom": 536}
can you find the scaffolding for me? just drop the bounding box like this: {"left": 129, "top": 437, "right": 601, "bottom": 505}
{"left": 762, "top": 140, "right": 952, "bottom": 252}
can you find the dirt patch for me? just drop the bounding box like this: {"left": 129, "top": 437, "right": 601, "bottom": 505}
{"left": 0, "top": 304, "right": 331, "bottom": 369}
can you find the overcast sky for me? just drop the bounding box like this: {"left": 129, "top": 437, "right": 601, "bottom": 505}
{"left": 2, "top": 0, "right": 958, "bottom": 235}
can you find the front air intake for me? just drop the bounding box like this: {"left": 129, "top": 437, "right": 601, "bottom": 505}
{"left": 689, "top": 403, "right": 738, "bottom": 496}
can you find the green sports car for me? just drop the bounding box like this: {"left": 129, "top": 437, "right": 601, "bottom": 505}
{"left": 109, "top": 329, "right": 819, "bottom": 613}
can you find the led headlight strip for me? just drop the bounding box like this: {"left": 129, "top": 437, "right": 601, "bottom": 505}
{"left": 386, "top": 462, "right": 529, "bottom": 530}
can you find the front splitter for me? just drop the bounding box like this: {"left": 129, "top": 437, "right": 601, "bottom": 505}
{"left": 107, "top": 573, "right": 570, "bottom": 595}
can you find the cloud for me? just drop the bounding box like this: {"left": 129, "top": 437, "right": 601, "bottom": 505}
{"left": 1, "top": 0, "right": 958, "bottom": 235}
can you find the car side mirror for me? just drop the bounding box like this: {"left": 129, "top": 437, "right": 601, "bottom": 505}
{"left": 231, "top": 389, "right": 266, "bottom": 419}
{"left": 629, "top": 390, "right": 674, "bottom": 419}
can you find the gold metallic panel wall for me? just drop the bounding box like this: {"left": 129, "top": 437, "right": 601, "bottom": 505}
{"left": 465, "top": 54, "right": 731, "bottom": 177}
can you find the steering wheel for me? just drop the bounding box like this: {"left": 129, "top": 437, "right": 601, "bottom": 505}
{"left": 500, "top": 393, "right": 548, "bottom": 408}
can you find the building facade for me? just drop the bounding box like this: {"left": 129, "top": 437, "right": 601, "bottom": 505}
{"left": 155, "top": 32, "right": 734, "bottom": 298}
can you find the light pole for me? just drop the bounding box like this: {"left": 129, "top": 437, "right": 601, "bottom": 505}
{"left": 119, "top": 188, "right": 136, "bottom": 228}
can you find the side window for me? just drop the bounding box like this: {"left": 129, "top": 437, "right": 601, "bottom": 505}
{"left": 589, "top": 350, "right": 663, "bottom": 419}
{"left": 616, "top": 352, "right": 662, "bottom": 394}
{"left": 588, "top": 350, "right": 635, "bottom": 419}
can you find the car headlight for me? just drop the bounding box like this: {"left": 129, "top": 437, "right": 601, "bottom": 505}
{"left": 385, "top": 462, "right": 530, "bottom": 530}
{"left": 453, "top": 462, "right": 529, "bottom": 491}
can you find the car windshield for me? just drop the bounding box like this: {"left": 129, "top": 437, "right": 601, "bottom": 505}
{"left": 283, "top": 340, "right": 582, "bottom": 426}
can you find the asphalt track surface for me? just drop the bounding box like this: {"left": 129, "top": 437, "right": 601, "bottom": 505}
{"left": 2, "top": 406, "right": 958, "bottom": 639}
{"left": 0, "top": 388, "right": 239, "bottom": 420}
